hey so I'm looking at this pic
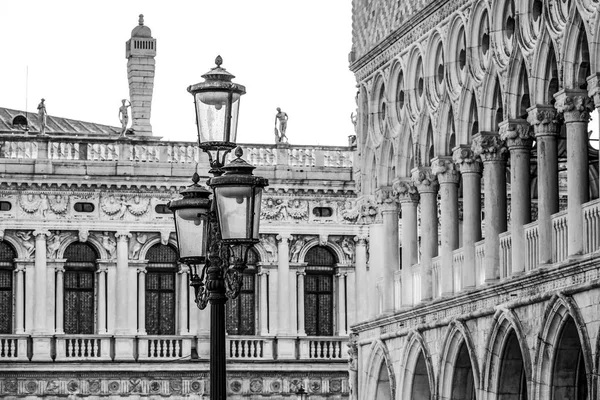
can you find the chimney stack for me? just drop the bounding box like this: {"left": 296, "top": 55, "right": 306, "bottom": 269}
{"left": 125, "top": 14, "right": 156, "bottom": 135}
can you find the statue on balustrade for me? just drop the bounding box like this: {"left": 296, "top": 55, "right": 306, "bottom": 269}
{"left": 118, "top": 99, "right": 131, "bottom": 137}
{"left": 274, "top": 107, "right": 289, "bottom": 143}
{"left": 37, "top": 98, "right": 47, "bottom": 135}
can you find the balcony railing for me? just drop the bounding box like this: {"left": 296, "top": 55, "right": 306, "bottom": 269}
{"left": 1, "top": 136, "right": 353, "bottom": 168}
{"left": 227, "top": 336, "right": 274, "bottom": 360}
{"left": 299, "top": 337, "right": 347, "bottom": 360}
{"left": 138, "top": 336, "right": 193, "bottom": 361}
{"left": 0, "top": 335, "right": 28, "bottom": 361}
{"left": 55, "top": 335, "right": 111, "bottom": 361}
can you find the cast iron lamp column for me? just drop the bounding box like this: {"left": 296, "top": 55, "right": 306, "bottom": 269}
{"left": 169, "top": 57, "right": 268, "bottom": 400}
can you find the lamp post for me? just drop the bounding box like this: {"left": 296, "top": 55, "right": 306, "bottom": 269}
{"left": 168, "top": 56, "right": 268, "bottom": 400}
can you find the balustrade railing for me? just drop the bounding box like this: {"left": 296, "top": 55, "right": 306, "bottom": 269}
{"left": 0, "top": 336, "right": 28, "bottom": 361}
{"left": 227, "top": 336, "right": 273, "bottom": 359}
{"left": 0, "top": 136, "right": 353, "bottom": 168}
{"left": 499, "top": 232, "right": 512, "bottom": 278}
{"left": 138, "top": 336, "right": 192, "bottom": 360}
{"left": 584, "top": 199, "right": 600, "bottom": 253}
{"left": 55, "top": 335, "right": 111, "bottom": 361}
{"left": 299, "top": 337, "right": 347, "bottom": 360}
{"left": 524, "top": 222, "right": 540, "bottom": 271}
{"left": 475, "top": 241, "right": 485, "bottom": 286}
{"left": 432, "top": 256, "right": 441, "bottom": 299}
{"left": 452, "top": 248, "right": 464, "bottom": 293}
{"left": 552, "top": 211, "right": 568, "bottom": 263}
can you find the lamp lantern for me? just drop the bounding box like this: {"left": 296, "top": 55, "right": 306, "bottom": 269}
{"left": 167, "top": 173, "right": 212, "bottom": 264}
{"left": 209, "top": 147, "right": 268, "bottom": 246}
{"left": 187, "top": 55, "right": 246, "bottom": 154}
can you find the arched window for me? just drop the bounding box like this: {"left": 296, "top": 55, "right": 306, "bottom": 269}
{"left": 226, "top": 248, "right": 259, "bottom": 335}
{"left": 64, "top": 242, "right": 98, "bottom": 334}
{"left": 304, "top": 246, "right": 336, "bottom": 336}
{"left": 145, "top": 244, "right": 178, "bottom": 335}
{"left": 0, "top": 242, "right": 16, "bottom": 334}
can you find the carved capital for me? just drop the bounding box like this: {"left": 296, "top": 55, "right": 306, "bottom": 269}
{"left": 375, "top": 186, "right": 398, "bottom": 211}
{"left": 115, "top": 231, "right": 132, "bottom": 241}
{"left": 431, "top": 156, "right": 459, "bottom": 184}
{"left": 97, "top": 266, "right": 108, "bottom": 274}
{"left": 178, "top": 264, "right": 190, "bottom": 274}
{"left": 587, "top": 73, "right": 600, "bottom": 106}
{"left": 257, "top": 267, "right": 270, "bottom": 276}
{"left": 55, "top": 266, "right": 65, "bottom": 273}
{"left": 392, "top": 179, "right": 420, "bottom": 203}
{"left": 296, "top": 271, "right": 306, "bottom": 277}
{"left": 527, "top": 105, "right": 560, "bottom": 137}
{"left": 276, "top": 233, "right": 292, "bottom": 244}
{"left": 554, "top": 89, "right": 594, "bottom": 123}
{"left": 137, "top": 267, "right": 147, "bottom": 274}
{"left": 353, "top": 235, "right": 368, "bottom": 246}
{"left": 499, "top": 119, "right": 534, "bottom": 150}
{"left": 452, "top": 145, "right": 482, "bottom": 174}
{"left": 33, "top": 229, "right": 51, "bottom": 238}
{"left": 471, "top": 132, "right": 507, "bottom": 163}
{"left": 411, "top": 167, "right": 439, "bottom": 194}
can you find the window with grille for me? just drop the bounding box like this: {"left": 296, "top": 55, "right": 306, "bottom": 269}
{"left": 0, "top": 242, "right": 16, "bottom": 334}
{"left": 304, "top": 246, "right": 336, "bottom": 336}
{"left": 145, "top": 244, "right": 178, "bottom": 335}
{"left": 64, "top": 242, "right": 98, "bottom": 334}
{"left": 226, "top": 249, "right": 259, "bottom": 335}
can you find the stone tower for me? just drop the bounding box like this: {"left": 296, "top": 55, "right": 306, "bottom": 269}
{"left": 125, "top": 14, "right": 156, "bottom": 135}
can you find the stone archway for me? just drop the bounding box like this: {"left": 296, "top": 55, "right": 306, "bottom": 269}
{"left": 497, "top": 330, "right": 527, "bottom": 400}
{"left": 551, "top": 316, "right": 588, "bottom": 400}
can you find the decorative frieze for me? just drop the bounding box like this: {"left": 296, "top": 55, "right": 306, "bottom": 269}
{"left": 259, "top": 234, "right": 278, "bottom": 263}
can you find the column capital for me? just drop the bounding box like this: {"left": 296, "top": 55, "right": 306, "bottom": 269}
{"left": 33, "top": 229, "right": 51, "bottom": 238}
{"left": 115, "top": 231, "right": 132, "bottom": 241}
{"left": 353, "top": 235, "right": 368, "bottom": 245}
{"left": 393, "top": 179, "right": 420, "bottom": 203}
{"left": 137, "top": 267, "right": 147, "bottom": 274}
{"left": 97, "top": 266, "right": 108, "bottom": 274}
{"left": 55, "top": 266, "right": 65, "bottom": 273}
{"left": 472, "top": 132, "right": 507, "bottom": 163}
{"left": 554, "top": 88, "right": 594, "bottom": 123}
{"left": 178, "top": 264, "right": 190, "bottom": 274}
{"left": 257, "top": 267, "right": 270, "bottom": 276}
{"left": 411, "top": 167, "right": 439, "bottom": 194}
{"left": 375, "top": 186, "right": 398, "bottom": 212}
{"left": 452, "top": 145, "right": 482, "bottom": 174}
{"left": 527, "top": 105, "right": 560, "bottom": 137}
{"left": 15, "top": 264, "right": 25, "bottom": 272}
{"left": 431, "top": 156, "right": 460, "bottom": 184}
{"left": 499, "top": 119, "right": 534, "bottom": 150}
{"left": 276, "top": 233, "right": 292, "bottom": 243}
{"left": 296, "top": 270, "right": 306, "bottom": 276}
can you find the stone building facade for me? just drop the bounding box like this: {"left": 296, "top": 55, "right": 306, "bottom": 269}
{"left": 350, "top": 0, "right": 600, "bottom": 399}
{"left": 0, "top": 18, "right": 363, "bottom": 400}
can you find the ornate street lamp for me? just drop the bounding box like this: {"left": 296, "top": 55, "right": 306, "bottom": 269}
{"left": 169, "top": 56, "right": 268, "bottom": 400}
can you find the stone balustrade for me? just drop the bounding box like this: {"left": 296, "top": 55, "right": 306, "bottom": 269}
{"left": 475, "top": 240, "right": 486, "bottom": 285}
{"left": 0, "top": 135, "right": 353, "bottom": 169}
{"left": 452, "top": 248, "right": 464, "bottom": 292}
{"left": 0, "top": 334, "right": 347, "bottom": 362}
{"left": 583, "top": 200, "right": 600, "bottom": 253}
{"left": 552, "top": 210, "right": 569, "bottom": 263}
{"left": 432, "top": 256, "right": 441, "bottom": 298}
{"left": 499, "top": 231, "right": 512, "bottom": 278}
{"left": 524, "top": 221, "right": 540, "bottom": 271}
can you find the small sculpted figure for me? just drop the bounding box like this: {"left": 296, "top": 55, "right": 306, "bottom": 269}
{"left": 38, "top": 99, "right": 47, "bottom": 135}
{"left": 274, "top": 107, "right": 289, "bottom": 143}
{"left": 119, "top": 99, "right": 131, "bottom": 136}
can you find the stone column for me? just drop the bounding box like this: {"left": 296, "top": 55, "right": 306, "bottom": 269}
{"left": 24, "top": 261, "right": 35, "bottom": 333}
{"left": 501, "top": 120, "right": 534, "bottom": 275}
{"left": 276, "top": 234, "right": 291, "bottom": 335}
{"left": 353, "top": 236, "right": 368, "bottom": 318}
{"left": 97, "top": 266, "right": 108, "bottom": 334}
{"left": 394, "top": 179, "right": 419, "bottom": 306}
{"left": 453, "top": 146, "right": 482, "bottom": 289}
{"left": 472, "top": 132, "right": 508, "bottom": 283}
{"left": 115, "top": 232, "right": 131, "bottom": 335}
{"left": 411, "top": 167, "right": 439, "bottom": 301}
{"left": 555, "top": 89, "right": 594, "bottom": 256}
{"left": 296, "top": 270, "right": 306, "bottom": 336}
{"left": 32, "top": 230, "right": 50, "bottom": 334}
{"left": 432, "top": 156, "right": 460, "bottom": 295}
{"left": 179, "top": 264, "right": 190, "bottom": 335}
{"left": 14, "top": 265, "right": 25, "bottom": 334}
{"left": 137, "top": 267, "right": 147, "bottom": 334}
{"left": 258, "top": 268, "right": 270, "bottom": 335}
{"left": 336, "top": 270, "right": 347, "bottom": 336}
{"left": 375, "top": 186, "right": 399, "bottom": 312}
{"left": 345, "top": 269, "right": 356, "bottom": 327}
{"left": 55, "top": 266, "right": 65, "bottom": 334}
{"left": 527, "top": 106, "right": 560, "bottom": 264}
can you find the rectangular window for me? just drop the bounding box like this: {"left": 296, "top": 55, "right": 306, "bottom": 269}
{"left": 64, "top": 270, "right": 95, "bottom": 334}
{"left": 304, "top": 273, "right": 333, "bottom": 336}
{"left": 226, "top": 272, "right": 255, "bottom": 335}
{"left": 145, "top": 272, "right": 176, "bottom": 335}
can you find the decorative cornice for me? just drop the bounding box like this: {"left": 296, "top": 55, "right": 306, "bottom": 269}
{"left": 499, "top": 119, "right": 534, "bottom": 150}
{"left": 554, "top": 89, "right": 595, "bottom": 123}
{"left": 471, "top": 132, "right": 508, "bottom": 163}
{"left": 452, "top": 145, "right": 482, "bottom": 175}
{"left": 411, "top": 167, "right": 439, "bottom": 194}
{"left": 431, "top": 156, "right": 459, "bottom": 184}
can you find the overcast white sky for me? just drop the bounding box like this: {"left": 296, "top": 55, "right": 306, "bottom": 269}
{"left": 0, "top": 1, "right": 357, "bottom": 146}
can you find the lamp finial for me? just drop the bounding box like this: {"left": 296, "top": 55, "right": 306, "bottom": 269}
{"left": 138, "top": 14, "right": 144, "bottom": 25}
{"left": 215, "top": 55, "right": 223, "bottom": 67}
{"left": 192, "top": 172, "right": 200, "bottom": 184}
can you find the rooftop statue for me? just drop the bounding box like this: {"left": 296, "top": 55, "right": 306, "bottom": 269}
{"left": 37, "top": 98, "right": 47, "bottom": 135}
{"left": 118, "top": 99, "right": 131, "bottom": 137}
{"left": 274, "top": 107, "right": 289, "bottom": 144}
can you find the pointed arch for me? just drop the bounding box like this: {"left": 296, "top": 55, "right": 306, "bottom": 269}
{"left": 397, "top": 126, "right": 415, "bottom": 177}
{"left": 399, "top": 330, "right": 436, "bottom": 400}
{"left": 363, "top": 339, "right": 396, "bottom": 400}
{"left": 479, "top": 67, "right": 504, "bottom": 132}
{"left": 529, "top": 28, "right": 561, "bottom": 105}
{"left": 534, "top": 294, "right": 593, "bottom": 400}
{"left": 378, "top": 139, "right": 397, "bottom": 186}
{"left": 436, "top": 95, "right": 457, "bottom": 156}
{"left": 482, "top": 308, "right": 532, "bottom": 400}
{"left": 561, "top": 8, "right": 591, "bottom": 89}
{"left": 456, "top": 84, "right": 479, "bottom": 145}
{"left": 414, "top": 110, "right": 432, "bottom": 166}
{"left": 438, "top": 320, "right": 481, "bottom": 400}
{"left": 505, "top": 50, "right": 532, "bottom": 119}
